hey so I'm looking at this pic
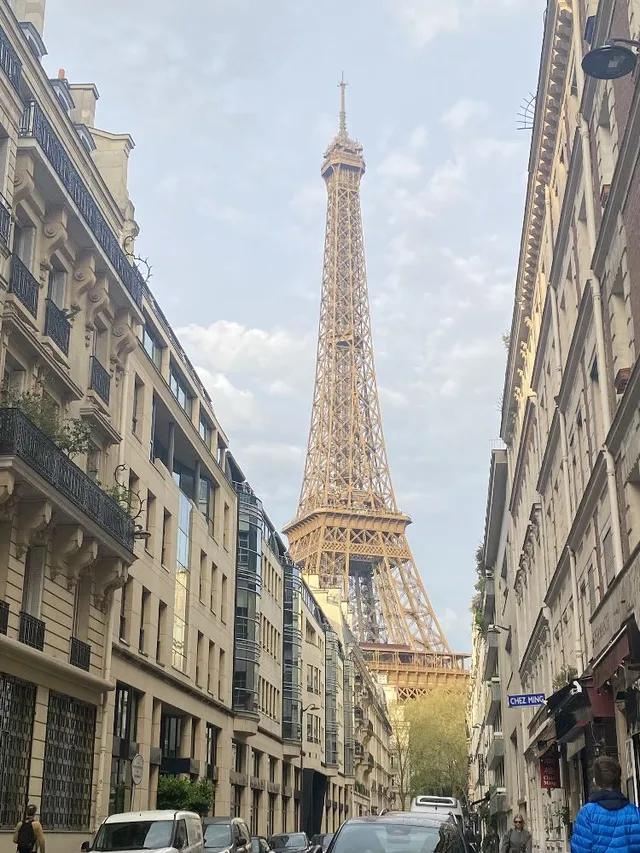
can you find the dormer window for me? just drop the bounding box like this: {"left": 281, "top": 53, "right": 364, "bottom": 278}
{"left": 49, "top": 72, "right": 74, "bottom": 114}
{"left": 74, "top": 124, "right": 96, "bottom": 155}
{"left": 19, "top": 22, "right": 47, "bottom": 62}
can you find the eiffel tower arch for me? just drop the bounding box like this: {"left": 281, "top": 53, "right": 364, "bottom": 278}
{"left": 283, "top": 81, "right": 469, "bottom": 699}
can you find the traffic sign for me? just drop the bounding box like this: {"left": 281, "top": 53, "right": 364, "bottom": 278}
{"left": 508, "top": 693, "right": 546, "bottom": 708}
{"left": 131, "top": 754, "right": 144, "bottom": 786}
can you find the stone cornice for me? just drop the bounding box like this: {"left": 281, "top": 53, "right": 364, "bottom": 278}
{"left": 531, "top": 287, "right": 552, "bottom": 391}
{"left": 556, "top": 284, "right": 594, "bottom": 413}
{"left": 501, "top": 1, "right": 572, "bottom": 443}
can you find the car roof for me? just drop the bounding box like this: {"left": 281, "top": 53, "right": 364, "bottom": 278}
{"left": 342, "top": 814, "right": 454, "bottom": 827}
{"left": 203, "top": 817, "right": 242, "bottom": 824}
{"left": 105, "top": 810, "right": 198, "bottom": 824}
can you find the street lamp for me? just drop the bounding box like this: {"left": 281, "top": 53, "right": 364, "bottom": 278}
{"left": 300, "top": 703, "right": 320, "bottom": 832}
{"left": 582, "top": 38, "right": 640, "bottom": 79}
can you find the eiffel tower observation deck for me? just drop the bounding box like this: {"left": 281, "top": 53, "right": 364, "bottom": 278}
{"left": 283, "top": 81, "right": 469, "bottom": 698}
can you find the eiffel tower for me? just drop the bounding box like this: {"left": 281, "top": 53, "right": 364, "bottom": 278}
{"left": 283, "top": 80, "right": 469, "bottom": 698}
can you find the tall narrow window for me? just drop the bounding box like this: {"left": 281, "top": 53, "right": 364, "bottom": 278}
{"left": 146, "top": 491, "right": 156, "bottom": 554}
{"left": 47, "top": 263, "right": 66, "bottom": 308}
{"left": 132, "top": 377, "right": 143, "bottom": 436}
{"left": 161, "top": 510, "right": 171, "bottom": 567}
{"left": 157, "top": 601, "right": 167, "bottom": 664}
{"left": 12, "top": 220, "right": 34, "bottom": 266}
{"left": 139, "top": 588, "right": 150, "bottom": 654}
{"left": 22, "top": 547, "right": 45, "bottom": 617}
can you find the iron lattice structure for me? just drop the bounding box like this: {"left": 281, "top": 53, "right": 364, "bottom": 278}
{"left": 284, "top": 83, "right": 469, "bottom": 691}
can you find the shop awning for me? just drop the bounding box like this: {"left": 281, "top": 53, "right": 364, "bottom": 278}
{"left": 593, "top": 619, "right": 640, "bottom": 690}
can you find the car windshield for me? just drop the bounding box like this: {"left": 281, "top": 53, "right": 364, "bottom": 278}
{"left": 321, "top": 837, "right": 333, "bottom": 850}
{"left": 331, "top": 823, "right": 465, "bottom": 853}
{"left": 93, "top": 821, "right": 174, "bottom": 851}
{"left": 204, "top": 826, "right": 233, "bottom": 849}
{"left": 251, "top": 841, "right": 261, "bottom": 853}
{"left": 271, "top": 835, "right": 306, "bottom": 849}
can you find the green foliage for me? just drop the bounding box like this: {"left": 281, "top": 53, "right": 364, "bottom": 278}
{"left": 470, "top": 543, "right": 487, "bottom": 633}
{"left": 552, "top": 665, "right": 578, "bottom": 692}
{"left": 156, "top": 776, "right": 215, "bottom": 816}
{"left": 502, "top": 333, "right": 511, "bottom": 350}
{"left": 2, "top": 382, "right": 92, "bottom": 458}
{"left": 104, "top": 481, "right": 143, "bottom": 519}
{"left": 404, "top": 687, "right": 468, "bottom": 799}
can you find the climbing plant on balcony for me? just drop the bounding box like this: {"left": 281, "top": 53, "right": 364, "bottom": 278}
{"left": 1, "top": 381, "right": 92, "bottom": 458}
{"left": 102, "top": 464, "right": 145, "bottom": 519}
{"left": 552, "top": 665, "right": 579, "bottom": 692}
{"left": 470, "top": 543, "right": 488, "bottom": 635}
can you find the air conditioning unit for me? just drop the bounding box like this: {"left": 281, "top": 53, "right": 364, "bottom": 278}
{"left": 615, "top": 367, "right": 632, "bottom": 395}
{"left": 601, "top": 183, "right": 612, "bottom": 207}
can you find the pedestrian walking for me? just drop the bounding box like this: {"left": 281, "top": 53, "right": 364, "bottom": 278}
{"left": 571, "top": 755, "right": 640, "bottom": 853}
{"left": 500, "top": 816, "right": 531, "bottom": 853}
{"left": 13, "top": 805, "right": 45, "bottom": 853}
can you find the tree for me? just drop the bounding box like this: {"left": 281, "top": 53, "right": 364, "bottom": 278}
{"left": 404, "top": 687, "right": 468, "bottom": 798}
{"left": 156, "top": 777, "right": 215, "bottom": 816}
{"left": 389, "top": 702, "right": 412, "bottom": 810}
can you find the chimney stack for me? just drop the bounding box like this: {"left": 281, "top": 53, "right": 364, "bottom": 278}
{"left": 12, "top": 0, "right": 46, "bottom": 36}
{"left": 69, "top": 83, "right": 100, "bottom": 128}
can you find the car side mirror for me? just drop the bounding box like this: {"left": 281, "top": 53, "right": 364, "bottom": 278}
{"left": 81, "top": 843, "right": 91, "bottom": 852}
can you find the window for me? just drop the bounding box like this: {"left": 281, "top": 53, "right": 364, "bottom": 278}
{"left": 157, "top": 600, "right": 167, "bottom": 663}
{"left": 221, "top": 574, "right": 228, "bottom": 623}
{"left": 199, "top": 551, "right": 207, "bottom": 602}
{"left": 205, "top": 723, "right": 219, "bottom": 778}
{"left": 160, "top": 715, "right": 182, "bottom": 758}
{"left": 199, "top": 412, "right": 212, "bottom": 448}
{"left": 113, "top": 683, "right": 139, "bottom": 743}
{"left": 139, "top": 588, "right": 150, "bottom": 654}
{"left": 210, "top": 562, "right": 218, "bottom": 613}
{"left": 142, "top": 323, "right": 162, "bottom": 369}
{"left": 146, "top": 491, "right": 156, "bottom": 554}
{"left": 86, "top": 443, "right": 101, "bottom": 482}
{"left": 21, "top": 547, "right": 45, "bottom": 618}
{"left": 199, "top": 477, "right": 214, "bottom": 522}
{"left": 161, "top": 510, "right": 171, "bottom": 567}
{"left": 47, "top": 263, "right": 66, "bottom": 308}
{"left": 12, "top": 219, "right": 34, "bottom": 266}
{"left": 132, "top": 377, "right": 143, "bottom": 435}
{"left": 170, "top": 365, "right": 191, "bottom": 415}
{"left": 223, "top": 503, "right": 230, "bottom": 549}
{"left": 119, "top": 578, "right": 132, "bottom": 642}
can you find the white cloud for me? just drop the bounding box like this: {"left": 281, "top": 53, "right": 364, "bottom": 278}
{"left": 177, "top": 320, "right": 311, "bottom": 378}
{"left": 408, "top": 125, "right": 428, "bottom": 149}
{"left": 242, "top": 442, "right": 305, "bottom": 466}
{"left": 441, "top": 98, "right": 490, "bottom": 131}
{"left": 195, "top": 367, "right": 260, "bottom": 430}
{"left": 427, "top": 159, "right": 467, "bottom": 204}
{"left": 377, "top": 151, "right": 423, "bottom": 180}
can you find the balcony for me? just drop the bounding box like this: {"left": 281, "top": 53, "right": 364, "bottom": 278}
{"left": 44, "top": 299, "right": 71, "bottom": 355}
{"left": 487, "top": 678, "right": 501, "bottom": 726}
{"left": 90, "top": 356, "right": 111, "bottom": 405}
{"left": 482, "top": 575, "right": 495, "bottom": 620}
{"left": 0, "top": 24, "right": 22, "bottom": 91}
{"left": 9, "top": 256, "right": 39, "bottom": 318}
{"left": 0, "top": 193, "right": 10, "bottom": 247}
{"left": 483, "top": 629, "right": 499, "bottom": 681}
{"left": 0, "top": 599, "right": 8, "bottom": 635}
{"left": 487, "top": 732, "right": 504, "bottom": 771}
{"left": 0, "top": 408, "right": 135, "bottom": 551}
{"left": 490, "top": 790, "right": 508, "bottom": 816}
{"left": 19, "top": 101, "right": 144, "bottom": 308}
{"left": 19, "top": 611, "right": 45, "bottom": 651}
{"left": 69, "top": 636, "right": 91, "bottom": 671}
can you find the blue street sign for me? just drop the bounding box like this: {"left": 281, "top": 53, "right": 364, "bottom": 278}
{"left": 508, "top": 693, "right": 546, "bottom": 708}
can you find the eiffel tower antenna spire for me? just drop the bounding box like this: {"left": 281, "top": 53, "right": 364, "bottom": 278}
{"left": 284, "top": 85, "right": 469, "bottom": 697}
{"left": 338, "top": 72, "right": 348, "bottom": 137}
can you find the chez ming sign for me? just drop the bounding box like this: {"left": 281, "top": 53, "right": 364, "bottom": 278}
{"left": 508, "top": 693, "right": 546, "bottom": 708}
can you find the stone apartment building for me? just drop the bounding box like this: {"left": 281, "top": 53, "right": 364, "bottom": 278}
{"left": 0, "top": 2, "right": 393, "bottom": 851}
{"left": 469, "top": 0, "right": 640, "bottom": 849}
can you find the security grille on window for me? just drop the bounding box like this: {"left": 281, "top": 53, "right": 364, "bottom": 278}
{"left": 41, "top": 692, "right": 97, "bottom": 831}
{"left": 0, "top": 675, "right": 36, "bottom": 828}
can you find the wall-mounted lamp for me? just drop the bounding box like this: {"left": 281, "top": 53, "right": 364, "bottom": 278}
{"left": 582, "top": 38, "right": 639, "bottom": 79}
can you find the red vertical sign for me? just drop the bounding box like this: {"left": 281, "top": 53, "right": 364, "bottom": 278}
{"left": 540, "top": 755, "right": 561, "bottom": 789}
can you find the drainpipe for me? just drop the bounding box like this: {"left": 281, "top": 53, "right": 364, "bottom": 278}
{"left": 549, "top": 282, "right": 585, "bottom": 672}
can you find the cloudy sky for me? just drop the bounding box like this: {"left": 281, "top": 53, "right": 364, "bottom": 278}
{"left": 44, "top": 0, "right": 544, "bottom": 653}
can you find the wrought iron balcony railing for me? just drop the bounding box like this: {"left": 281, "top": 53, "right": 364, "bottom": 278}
{"left": 19, "top": 101, "right": 144, "bottom": 308}
{"left": 0, "top": 193, "right": 10, "bottom": 247}
{"left": 90, "top": 356, "right": 111, "bottom": 404}
{"left": 9, "top": 256, "right": 39, "bottom": 317}
{"left": 19, "top": 611, "right": 45, "bottom": 651}
{"left": 0, "top": 408, "right": 135, "bottom": 550}
{"left": 44, "top": 298, "right": 71, "bottom": 355}
{"left": 69, "top": 636, "right": 91, "bottom": 671}
{"left": 0, "top": 599, "right": 8, "bottom": 635}
{"left": 0, "top": 25, "right": 21, "bottom": 92}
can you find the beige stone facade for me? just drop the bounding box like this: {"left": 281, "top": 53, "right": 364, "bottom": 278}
{"left": 469, "top": 0, "right": 640, "bottom": 849}
{"left": 0, "top": 3, "right": 393, "bottom": 852}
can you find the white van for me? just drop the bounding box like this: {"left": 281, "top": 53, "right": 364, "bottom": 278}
{"left": 410, "top": 796, "right": 464, "bottom": 824}
{"left": 82, "top": 810, "right": 204, "bottom": 853}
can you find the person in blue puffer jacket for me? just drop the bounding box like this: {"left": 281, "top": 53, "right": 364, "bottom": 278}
{"left": 571, "top": 755, "right": 640, "bottom": 853}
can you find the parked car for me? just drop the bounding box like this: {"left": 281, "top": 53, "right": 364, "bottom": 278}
{"left": 410, "top": 796, "right": 464, "bottom": 825}
{"left": 202, "top": 817, "right": 251, "bottom": 853}
{"left": 82, "top": 810, "right": 204, "bottom": 853}
{"left": 326, "top": 813, "right": 469, "bottom": 853}
{"left": 269, "top": 834, "right": 315, "bottom": 853}
{"left": 251, "top": 838, "right": 272, "bottom": 853}
{"left": 310, "top": 835, "right": 333, "bottom": 852}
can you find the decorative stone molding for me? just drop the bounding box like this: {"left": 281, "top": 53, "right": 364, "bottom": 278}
{"left": 73, "top": 250, "right": 97, "bottom": 298}
{"left": 94, "top": 556, "right": 126, "bottom": 612}
{"left": 85, "top": 274, "right": 110, "bottom": 335}
{"left": 66, "top": 538, "right": 99, "bottom": 592}
{"left": 13, "top": 156, "right": 36, "bottom": 206}
{"left": 40, "top": 206, "right": 69, "bottom": 266}
{"left": 111, "top": 309, "right": 138, "bottom": 366}
{"left": 0, "top": 471, "right": 17, "bottom": 521}
{"left": 16, "top": 499, "right": 54, "bottom": 557}
{"left": 49, "top": 525, "right": 99, "bottom": 590}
